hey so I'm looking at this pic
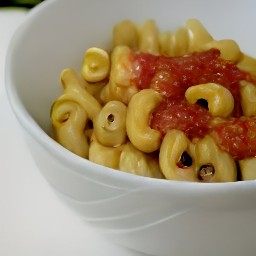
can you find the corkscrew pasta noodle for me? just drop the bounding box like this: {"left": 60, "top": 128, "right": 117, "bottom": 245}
{"left": 107, "top": 46, "right": 138, "bottom": 104}
{"left": 89, "top": 134, "right": 122, "bottom": 169}
{"left": 51, "top": 100, "right": 90, "bottom": 158}
{"left": 239, "top": 158, "right": 256, "bottom": 181}
{"left": 138, "top": 19, "right": 160, "bottom": 55}
{"left": 126, "top": 89, "right": 162, "bottom": 153}
{"left": 240, "top": 80, "right": 256, "bottom": 116}
{"left": 159, "top": 129, "right": 197, "bottom": 181}
{"left": 81, "top": 47, "right": 110, "bottom": 83}
{"left": 190, "top": 135, "right": 237, "bottom": 182}
{"left": 94, "top": 100, "right": 127, "bottom": 147}
{"left": 59, "top": 68, "right": 102, "bottom": 120}
{"left": 119, "top": 142, "right": 164, "bottom": 179}
{"left": 185, "top": 83, "right": 234, "bottom": 118}
{"left": 51, "top": 18, "right": 256, "bottom": 182}
{"left": 113, "top": 20, "right": 138, "bottom": 48}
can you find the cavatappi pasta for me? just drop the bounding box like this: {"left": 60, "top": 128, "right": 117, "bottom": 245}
{"left": 51, "top": 19, "right": 256, "bottom": 182}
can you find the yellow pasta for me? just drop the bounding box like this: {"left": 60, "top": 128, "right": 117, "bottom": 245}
{"left": 50, "top": 18, "right": 256, "bottom": 182}
{"left": 119, "top": 142, "right": 164, "bottom": 179}
{"left": 185, "top": 83, "right": 234, "bottom": 117}
{"left": 159, "top": 129, "right": 197, "bottom": 181}
{"left": 240, "top": 80, "right": 256, "bottom": 116}
{"left": 126, "top": 89, "right": 162, "bottom": 153}
{"left": 107, "top": 46, "right": 138, "bottom": 104}
{"left": 200, "top": 39, "right": 241, "bottom": 63}
{"left": 89, "top": 134, "right": 123, "bottom": 169}
{"left": 160, "top": 130, "right": 237, "bottom": 182}
{"left": 237, "top": 54, "right": 256, "bottom": 76}
{"left": 190, "top": 135, "right": 237, "bottom": 182}
{"left": 83, "top": 80, "right": 107, "bottom": 105}
{"left": 159, "top": 19, "right": 212, "bottom": 57}
{"left": 81, "top": 47, "right": 110, "bottom": 82}
{"left": 160, "top": 29, "right": 188, "bottom": 56}
{"left": 51, "top": 100, "right": 89, "bottom": 158}
{"left": 158, "top": 18, "right": 242, "bottom": 64}
{"left": 138, "top": 19, "right": 159, "bottom": 55}
{"left": 59, "top": 68, "right": 102, "bottom": 120}
{"left": 112, "top": 20, "right": 138, "bottom": 48}
{"left": 185, "top": 18, "right": 213, "bottom": 52}
{"left": 93, "top": 100, "right": 127, "bottom": 147}
{"left": 239, "top": 158, "right": 256, "bottom": 181}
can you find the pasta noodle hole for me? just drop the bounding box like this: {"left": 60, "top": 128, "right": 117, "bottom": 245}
{"left": 176, "top": 151, "right": 193, "bottom": 168}
{"left": 196, "top": 98, "right": 208, "bottom": 110}
{"left": 87, "top": 119, "right": 94, "bottom": 129}
{"left": 107, "top": 114, "right": 115, "bottom": 123}
{"left": 198, "top": 163, "right": 215, "bottom": 181}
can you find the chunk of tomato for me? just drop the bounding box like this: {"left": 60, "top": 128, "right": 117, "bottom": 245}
{"left": 211, "top": 117, "right": 256, "bottom": 160}
{"left": 150, "top": 99, "right": 211, "bottom": 140}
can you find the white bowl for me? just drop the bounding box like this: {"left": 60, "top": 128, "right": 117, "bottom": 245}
{"left": 5, "top": 0, "right": 256, "bottom": 255}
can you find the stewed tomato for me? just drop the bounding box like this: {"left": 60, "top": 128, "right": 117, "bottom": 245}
{"left": 212, "top": 117, "right": 256, "bottom": 160}
{"left": 132, "top": 49, "right": 256, "bottom": 159}
{"left": 150, "top": 98, "right": 211, "bottom": 140}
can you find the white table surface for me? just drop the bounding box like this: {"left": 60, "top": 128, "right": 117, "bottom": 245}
{"left": 0, "top": 8, "right": 145, "bottom": 256}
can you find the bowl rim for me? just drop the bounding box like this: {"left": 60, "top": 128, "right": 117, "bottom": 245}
{"left": 4, "top": 0, "right": 256, "bottom": 194}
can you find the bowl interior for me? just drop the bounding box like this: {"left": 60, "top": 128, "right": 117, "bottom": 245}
{"left": 6, "top": 0, "right": 256, "bottom": 135}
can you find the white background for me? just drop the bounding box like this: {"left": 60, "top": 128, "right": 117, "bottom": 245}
{"left": 0, "top": 8, "right": 144, "bottom": 256}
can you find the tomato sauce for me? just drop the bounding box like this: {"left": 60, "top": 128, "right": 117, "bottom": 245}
{"left": 212, "top": 117, "right": 256, "bottom": 160}
{"left": 150, "top": 98, "right": 211, "bottom": 140}
{"left": 132, "top": 49, "right": 256, "bottom": 159}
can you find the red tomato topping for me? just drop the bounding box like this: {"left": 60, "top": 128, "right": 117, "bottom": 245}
{"left": 150, "top": 98, "right": 211, "bottom": 140}
{"left": 131, "top": 49, "right": 256, "bottom": 159}
{"left": 212, "top": 117, "right": 256, "bottom": 160}
{"left": 133, "top": 49, "right": 249, "bottom": 116}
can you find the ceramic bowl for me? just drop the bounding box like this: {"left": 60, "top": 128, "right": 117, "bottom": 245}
{"left": 5, "top": 0, "right": 256, "bottom": 255}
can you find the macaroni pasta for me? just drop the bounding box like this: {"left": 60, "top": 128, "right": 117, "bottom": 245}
{"left": 51, "top": 18, "right": 256, "bottom": 182}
